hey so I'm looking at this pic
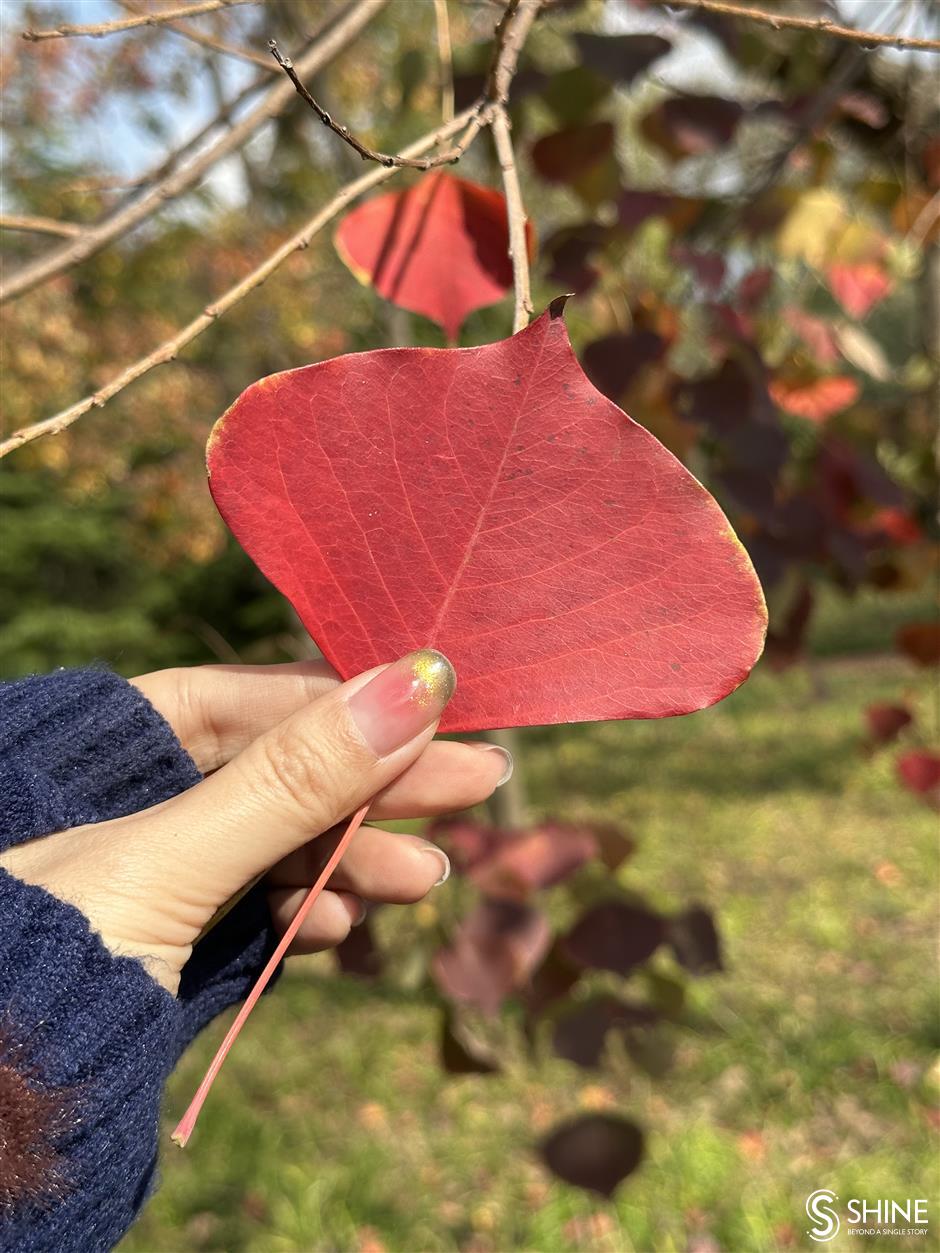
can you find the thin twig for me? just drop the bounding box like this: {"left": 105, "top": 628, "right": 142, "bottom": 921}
{"left": 492, "top": 108, "right": 532, "bottom": 331}
{"left": 22, "top": 0, "right": 257, "bottom": 42}
{"left": 3, "top": 0, "right": 546, "bottom": 454}
{"left": 269, "top": 0, "right": 540, "bottom": 170}
{"left": 0, "top": 109, "right": 476, "bottom": 458}
{"left": 108, "top": 0, "right": 347, "bottom": 204}
{"left": 269, "top": 39, "right": 476, "bottom": 169}
{"left": 2, "top": 0, "right": 389, "bottom": 305}
{"left": 0, "top": 214, "right": 83, "bottom": 239}
{"left": 117, "top": 0, "right": 274, "bottom": 69}
{"left": 433, "top": 0, "right": 455, "bottom": 124}
{"left": 657, "top": 0, "right": 940, "bottom": 52}
{"left": 489, "top": 0, "right": 540, "bottom": 329}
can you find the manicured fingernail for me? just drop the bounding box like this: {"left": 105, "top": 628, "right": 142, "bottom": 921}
{"left": 351, "top": 898, "right": 369, "bottom": 927}
{"left": 473, "top": 743, "right": 514, "bottom": 787}
{"left": 347, "top": 649, "right": 456, "bottom": 757}
{"left": 416, "top": 839, "right": 451, "bottom": 886}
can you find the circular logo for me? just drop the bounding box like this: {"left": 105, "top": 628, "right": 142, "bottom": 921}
{"left": 806, "top": 1189, "right": 841, "bottom": 1242}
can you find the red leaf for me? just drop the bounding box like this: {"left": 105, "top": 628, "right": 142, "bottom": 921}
{"left": 867, "top": 507, "right": 923, "bottom": 547}
{"left": 467, "top": 824, "right": 599, "bottom": 902}
{"left": 896, "top": 622, "right": 940, "bottom": 667}
{"left": 827, "top": 262, "right": 892, "bottom": 320}
{"left": 769, "top": 375, "right": 860, "bottom": 422}
{"left": 208, "top": 305, "right": 766, "bottom": 733}
{"left": 334, "top": 172, "right": 533, "bottom": 340}
{"left": 431, "top": 900, "right": 551, "bottom": 1015}
{"left": 540, "top": 1114, "right": 644, "bottom": 1197}
{"left": 896, "top": 750, "right": 940, "bottom": 806}
{"left": 865, "top": 703, "right": 913, "bottom": 745}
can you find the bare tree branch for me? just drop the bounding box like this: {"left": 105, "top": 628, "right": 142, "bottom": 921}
{"left": 22, "top": 0, "right": 258, "bottom": 42}
{"left": 269, "top": 38, "right": 479, "bottom": 168}
{"left": 491, "top": 108, "right": 533, "bottom": 331}
{"left": 2, "top": 0, "right": 547, "bottom": 456}
{"left": 433, "top": 0, "right": 455, "bottom": 124}
{"left": 117, "top": 0, "right": 275, "bottom": 69}
{"left": 488, "top": 0, "right": 541, "bottom": 327}
{"left": 658, "top": 0, "right": 940, "bottom": 52}
{"left": 268, "top": 0, "right": 541, "bottom": 170}
{"left": 0, "top": 109, "right": 475, "bottom": 458}
{"left": 106, "top": 1, "right": 349, "bottom": 202}
{"left": 2, "top": 0, "right": 389, "bottom": 305}
{"left": 485, "top": 0, "right": 537, "bottom": 104}
{"left": 0, "top": 214, "right": 83, "bottom": 239}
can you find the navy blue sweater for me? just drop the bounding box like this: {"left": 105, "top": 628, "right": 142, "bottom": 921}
{"left": 0, "top": 669, "right": 279, "bottom": 1252}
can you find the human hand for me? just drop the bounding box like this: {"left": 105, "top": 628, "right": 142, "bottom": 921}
{"left": 0, "top": 652, "right": 511, "bottom": 995}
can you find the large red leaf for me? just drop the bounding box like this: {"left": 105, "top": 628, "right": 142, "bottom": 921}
{"left": 208, "top": 303, "right": 766, "bottom": 733}
{"left": 334, "top": 172, "right": 533, "bottom": 340}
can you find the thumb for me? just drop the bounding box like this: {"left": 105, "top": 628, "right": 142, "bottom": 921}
{"left": 137, "top": 649, "right": 456, "bottom": 933}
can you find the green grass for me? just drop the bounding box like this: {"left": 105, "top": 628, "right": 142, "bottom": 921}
{"left": 123, "top": 654, "right": 938, "bottom": 1253}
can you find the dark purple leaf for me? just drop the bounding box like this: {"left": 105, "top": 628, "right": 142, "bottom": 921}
{"left": 668, "top": 906, "right": 723, "bottom": 975}
{"left": 573, "top": 32, "right": 671, "bottom": 85}
{"left": 524, "top": 941, "right": 583, "bottom": 1017}
{"left": 540, "top": 1114, "right": 644, "bottom": 1197}
{"left": 582, "top": 331, "right": 666, "bottom": 402}
{"left": 553, "top": 995, "right": 658, "bottom": 1069}
{"left": 531, "top": 121, "right": 615, "bottom": 184}
{"left": 641, "top": 96, "right": 744, "bottom": 159}
{"left": 563, "top": 902, "right": 666, "bottom": 975}
{"left": 544, "top": 222, "right": 610, "bottom": 294}
{"left": 618, "top": 188, "right": 706, "bottom": 232}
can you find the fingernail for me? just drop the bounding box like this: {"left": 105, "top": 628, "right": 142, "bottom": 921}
{"left": 347, "top": 649, "right": 456, "bottom": 757}
{"left": 416, "top": 839, "right": 451, "bottom": 886}
{"left": 352, "top": 898, "right": 369, "bottom": 926}
{"left": 472, "top": 743, "right": 514, "bottom": 787}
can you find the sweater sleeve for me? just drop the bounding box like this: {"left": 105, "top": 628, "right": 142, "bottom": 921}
{"left": 0, "top": 668, "right": 202, "bottom": 838}
{"left": 0, "top": 669, "right": 281, "bottom": 1248}
{"left": 0, "top": 871, "right": 183, "bottom": 1252}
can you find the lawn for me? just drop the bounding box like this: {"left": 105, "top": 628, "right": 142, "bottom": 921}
{"left": 122, "top": 652, "right": 938, "bottom": 1253}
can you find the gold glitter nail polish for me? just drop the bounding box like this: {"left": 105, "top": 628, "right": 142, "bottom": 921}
{"left": 410, "top": 648, "right": 457, "bottom": 707}
{"left": 347, "top": 648, "right": 457, "bottom": 755}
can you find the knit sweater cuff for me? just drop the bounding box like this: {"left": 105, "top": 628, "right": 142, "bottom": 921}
{"left": 0, "top": 870, "right": 183, "bottom": 1251}
{"left": 0, "top": 668, "right": 201, "bottom": 844}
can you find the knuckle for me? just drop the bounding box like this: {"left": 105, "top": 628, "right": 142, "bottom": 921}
{"left": 253, "top": 707, "right": 369, "bottom": 817}
{"left": 256, "top": 723, "right": 337, "bottom": 813}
